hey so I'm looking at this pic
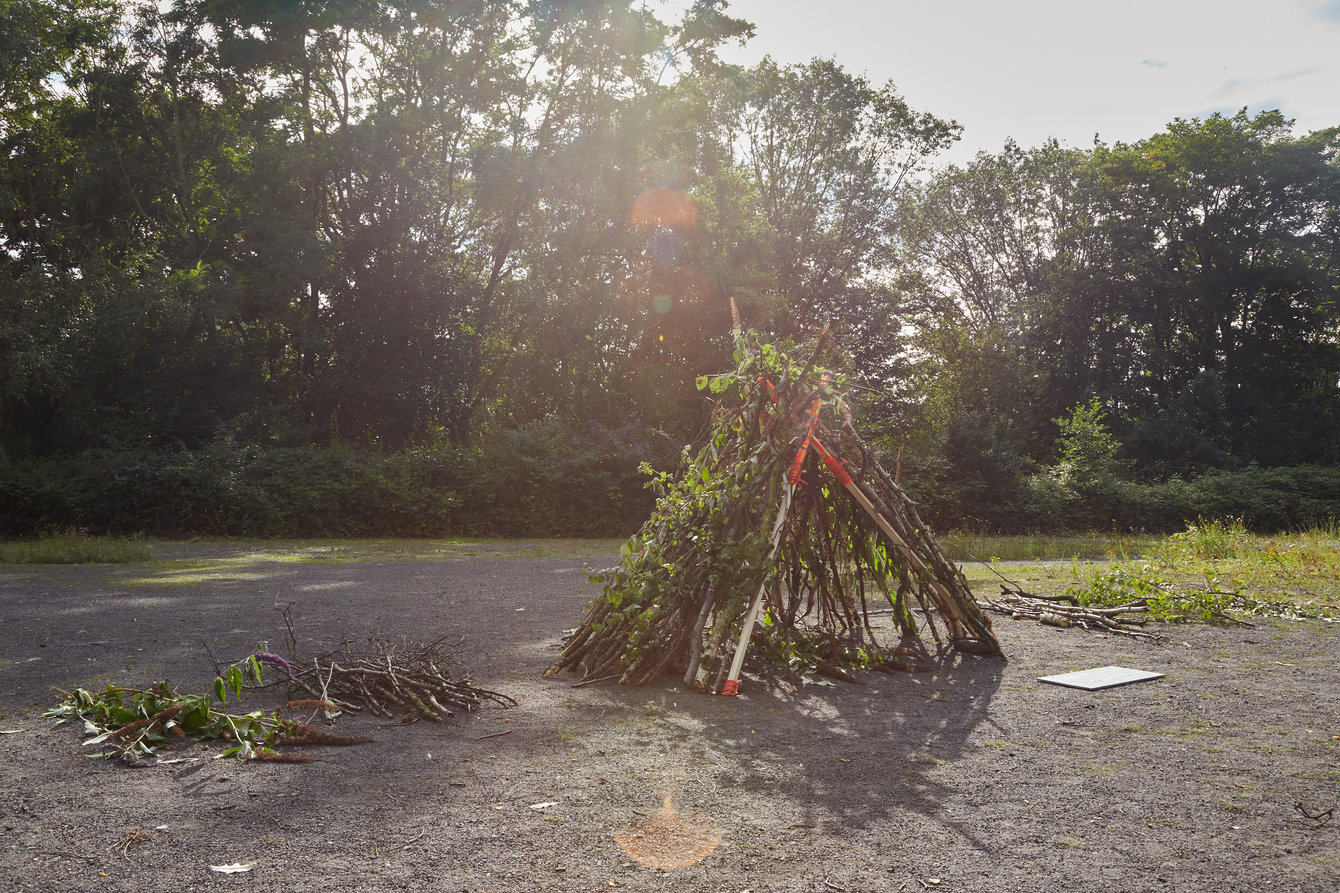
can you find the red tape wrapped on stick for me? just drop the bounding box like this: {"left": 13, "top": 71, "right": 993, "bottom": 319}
{"left": 813, "top": 439, "right": 852, "bottom": 486}
{"left": 788, "top": 424, "right": 816, "bottom": 484}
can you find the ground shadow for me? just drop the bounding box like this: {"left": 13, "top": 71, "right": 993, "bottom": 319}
{"left": 568, "top": 648, "right": 1005, "bottom": 855}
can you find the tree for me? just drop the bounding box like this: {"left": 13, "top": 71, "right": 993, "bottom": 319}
{"left": 0, "top": 0, "right": 257, "bottom": 451}
{"left": 889, "top": 113, "right": 1340, "bottom": 482}
{"left": 1, "top": 0, "right": 758, "bottom": 452}
{"left": 1096, "top": 110, "right": 1340, "bottom": 468}
{"left": 733, "top": 58, "right": 959, "bottom": 336}
{"left": 887, "top": 141, "right": 1101, "bottom": 500}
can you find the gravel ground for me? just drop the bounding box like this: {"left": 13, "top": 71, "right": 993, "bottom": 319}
{"left": 0, "top": 544, "right": 1337, "bottom": 892}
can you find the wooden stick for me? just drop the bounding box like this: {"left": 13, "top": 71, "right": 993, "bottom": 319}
{"left": 722, "top": 385, "right": 824, "bottom": 695}
{"left": 813, "top": 435, "right": 1002, "bottom": 655}
{"left": 721, "top": 476, "right": 796, "bottom": 695}
{"left": 570, "top": 673, "right": 621, "bottom": 688}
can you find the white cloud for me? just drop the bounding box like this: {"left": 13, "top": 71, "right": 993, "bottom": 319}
{"left": 1301, "top": 0, "right": 1340, "bottom": 24}
{"left": 705, "top": 0, "right": 1340, "bottom": 162}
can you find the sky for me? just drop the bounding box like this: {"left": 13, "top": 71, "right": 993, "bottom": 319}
{"left": 691, "top": 0, "right": 1340, "bottom": 165}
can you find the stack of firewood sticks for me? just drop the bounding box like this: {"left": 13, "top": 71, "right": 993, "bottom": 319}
{"left": 825, "top": 416, "right": 1001, "bottom": 652}
{"left": 287, "top": 637, "right": 516, "bottom": 721}
{"left": 980, "top": 588, "right": 1159, "bottom": 639}
{"left": 719, "top": 411, "right": 1002, "bottom": 692}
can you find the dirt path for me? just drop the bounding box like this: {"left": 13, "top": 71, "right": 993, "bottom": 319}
{"left": 1, "top": 545, "right": 1336, "bottom": 892}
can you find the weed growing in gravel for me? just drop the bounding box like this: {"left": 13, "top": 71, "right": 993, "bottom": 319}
{"left": 1062, "top": 563, "right": 1237, "bottom": 622}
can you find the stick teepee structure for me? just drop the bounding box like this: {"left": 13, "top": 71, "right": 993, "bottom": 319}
{"left": 547, "top": 325, "right": 1002, "bottom": 693}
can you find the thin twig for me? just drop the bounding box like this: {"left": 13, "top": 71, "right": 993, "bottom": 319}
{"left": 200, "top": 639, "right": 224, "bottom": 676}
{"left": 571, "top": 673, "right": 622, "bottom": 688}
{"left": 1294, "top": 801, "right": 1334, "bottom": 827}
{"left": 276, "top": 602, "right": 298, "bottom": 655}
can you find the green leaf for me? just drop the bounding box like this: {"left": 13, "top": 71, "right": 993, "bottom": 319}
{"left": 227, "top": 666, "right": 245, "bottom": 698}
{"left": 212, "top": 677, "right": 227, "bottom": 706}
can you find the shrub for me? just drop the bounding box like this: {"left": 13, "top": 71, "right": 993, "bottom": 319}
{"left": 1011, "top": 465, "right": 1340, "bottom": 535}
{"left": 5, "top": 424, "right": 1338, "bottom": 540}
{"left": 0, "top": 420, "right": 679, "bottom": 539}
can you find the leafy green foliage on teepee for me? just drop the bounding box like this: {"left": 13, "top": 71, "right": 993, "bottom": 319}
{"left": 548, "top": 330, "right": 1002, "bottom": 690}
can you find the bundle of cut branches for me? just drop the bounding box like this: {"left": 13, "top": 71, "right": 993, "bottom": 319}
{"left": 285, "top": 636, "right": 516, "bottom": 722}
{"left": 547, "top": 328, "right": 1002, "bottom": 692}
{"left": 980, "top": 588, "right": 1159, "bottom": 639}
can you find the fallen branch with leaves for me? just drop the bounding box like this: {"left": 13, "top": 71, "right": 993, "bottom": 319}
{"left": 49, "top": 630, "right": 515, "bottom": 764}
{"left": 46, "top": 679, "right": 370, "bottom": 765}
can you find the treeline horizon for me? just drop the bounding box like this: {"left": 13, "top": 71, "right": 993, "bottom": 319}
{"left": 3, "top": 1, "right": 1339, "bottom": 536}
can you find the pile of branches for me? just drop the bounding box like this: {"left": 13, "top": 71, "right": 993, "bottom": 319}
{"left": 547, "top": 328, "right": 1001, "bottom": 691}
{"left": 280, "top": 635, "right": 517, "bottom": 722}
{"left": 979, "top": 586, "right": 1160, "bottom": 639}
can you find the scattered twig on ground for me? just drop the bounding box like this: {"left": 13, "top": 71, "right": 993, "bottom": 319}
{"left": 110, "top": 828, "right": 153, "bottom": 859}
{"left": 277, "top": 602, "right": 299, "bottom": 655}
{"left": 570, "top": 673, "right": 622, "bottom": 689}
{"left": 1294, "top": 801, "right": 1334, "bottom": 828}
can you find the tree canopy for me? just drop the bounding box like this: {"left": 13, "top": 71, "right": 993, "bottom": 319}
{"left": 891, "top": 113, "right": 1340, "bottom": 495}
{"left": 2, "top": 2, "right": 1339, "bottom": 535}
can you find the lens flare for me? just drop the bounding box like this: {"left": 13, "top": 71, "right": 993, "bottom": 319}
{"left": 631, "top": 187, "right": 698, "bottom": 230}
{"left": 614, "top": 791, "right": 721, "bottom": 870}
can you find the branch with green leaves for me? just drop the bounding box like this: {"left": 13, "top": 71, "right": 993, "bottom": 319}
{"left": 46, "top": 652, "right": 368, "bottom": 765}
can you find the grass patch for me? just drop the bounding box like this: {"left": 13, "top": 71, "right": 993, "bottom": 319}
{"left": 158, "top": 538, "right": 623, "bottom": 563}
{"left": 940, "top": 531, "right": 1161, "bottom": 563}
{"left": 959, "top": 519, "right": 1340, "bottom": 622}
{"left": 0, "top": 532, "right": 155, "bottom": 565}
{"left": 113, "top": 538, "right": 625, "bottom": 585}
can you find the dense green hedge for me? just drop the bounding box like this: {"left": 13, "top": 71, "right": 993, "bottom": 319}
{"left": 910, "top": 464, "right": 1340, "bottom": 534}
{"left": 4, "top": 425, "right": 1337, "bottom": 538}
{"left": 0, "top": 420, "right": 679, "bottom": 538}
